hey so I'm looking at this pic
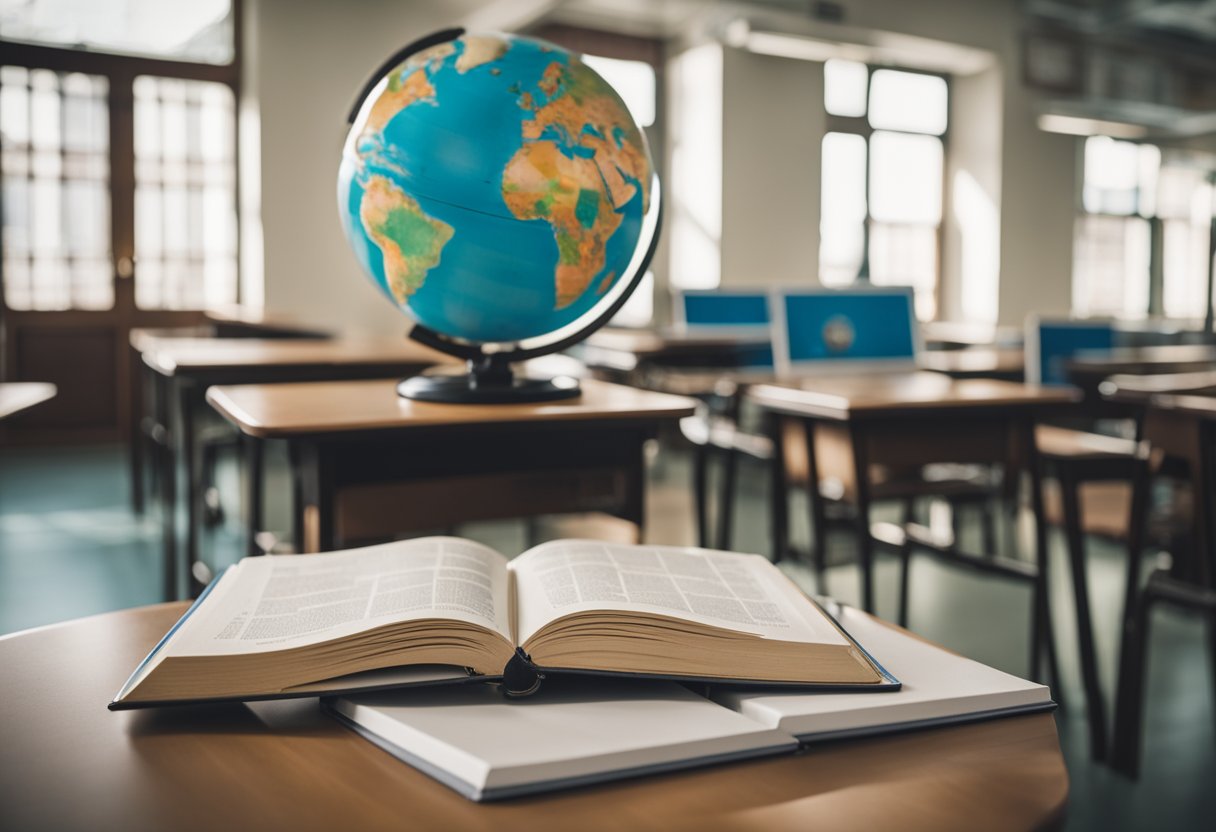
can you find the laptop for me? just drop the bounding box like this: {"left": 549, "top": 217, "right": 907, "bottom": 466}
{"left": 771, "top": 286, "right": 920, "bottom": 377}
{"left": 674, "top": 289, "right": 774, "bottom": 369}
{"left": 1024, "top": 316, "right": 1116, "bottom": 386}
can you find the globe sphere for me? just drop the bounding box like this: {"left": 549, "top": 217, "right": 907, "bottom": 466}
{"left": 338, "top": 31, "right": 656, "bottom": 345}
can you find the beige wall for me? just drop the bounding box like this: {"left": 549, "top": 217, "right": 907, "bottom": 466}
{"left": 670, "top": 0, "right": 1078, "bottom": 324}
{"left": 720, "top": 48, "right": 824, "bottom": 287}
{"left": 243, "top": 0, "right": 469, "bottom": 336}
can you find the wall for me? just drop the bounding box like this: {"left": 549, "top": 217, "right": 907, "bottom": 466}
{"left": 720, "top": 47, "right": 824, "bottom": 287}
{"left": 666, "top": 0, "right": 1078, "bottom": 324}
{"left": 243, "top": 0, "right": 481, "bottom": 336}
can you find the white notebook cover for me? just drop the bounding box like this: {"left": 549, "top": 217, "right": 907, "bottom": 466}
{"left": 328, "top": 677, "right": 798, "bottom": 801}
{"left": 712, "top": 604, "right": 1054, "bottom": 741}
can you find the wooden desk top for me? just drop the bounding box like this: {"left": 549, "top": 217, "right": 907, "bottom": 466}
{"left": 1100, "top": 369, "right": 1216, "bottom": 403}
{"left": 207, "top": 378, "right": 699, "bottom": 438}
{"left": 202, "top": 304, "right": 331, "bottom": 336}
{"left": 1150, "top": 391, "right": 1216, "bottom": 420}
{"left": 0, "top": 382, "right": 57, "bottom": 420}
{"left": 748, "top": 372, "right": 1079, "bottom": 421}
{"left": 1068, "top": 344, "right": 1216, "bottom": 376}
{"left": 585, "top": 327, "right": 770, "bottom": 357}
{"left": 138, "top": 336, "right": 453, "bottom": 378}
{"left": 918, "top": 348, "right": 1024, "bottom": 379}
{"left": 0, "top": 603, "right": 1068, "bottom": 832}
{"left": 921, "top": 321, "right": 1022, "bottom": 349}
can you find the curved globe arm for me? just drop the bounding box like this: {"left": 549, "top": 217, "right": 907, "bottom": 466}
{"left": 408, "top": 177, "right": 664, "bottom": 366}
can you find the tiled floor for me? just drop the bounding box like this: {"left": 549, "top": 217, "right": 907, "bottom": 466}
{"left": 0, "top": 441, "right": 1211, "bottom": 829}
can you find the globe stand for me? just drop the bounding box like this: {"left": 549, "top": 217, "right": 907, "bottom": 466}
{"left": 397, "top": 353, "right": 580, "bottom": 404}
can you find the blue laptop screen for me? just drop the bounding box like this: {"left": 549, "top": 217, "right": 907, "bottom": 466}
{"left": 681, "top": 293, "right": 770, "bottom": 328}
{"left": 783, "top": 292, "right": 916, "bottom": 363}
{"left": 1037, "top": 323, "right": 1115, "bottom": 386}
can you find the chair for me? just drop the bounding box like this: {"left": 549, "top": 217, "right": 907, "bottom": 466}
{"left": 766, "top": 286, "right": 997, "bottom": 591}
{"left": 1109, "top": 387, "right": 1216, "bottom": 778}
{"left": 671, "top": 289, "right": 775, "bottom": 548}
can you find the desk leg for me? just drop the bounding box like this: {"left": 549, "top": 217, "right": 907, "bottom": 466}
{"left": 129, "top": 348, "right": 145, "bottom": 514}
{"left": 244, "top": 434, "right": 265, "bottom": 557}
{"left": 179, "top": 383, "right": 205, "bottom": 596}
{"left": 1025, "top": 421, "right": 1064, "bottom": 700}
{"left": 716, "top": 446, "right": 738, "bottom": 550}
{"left": 159, "top": 374, "right": 179, "bottom": 601}
{"left": 803, "top": 420, "right": 828, "bottom": 590}
{"left": 693, "top": 441, "right": 710, "bottom": 549}
{"left": 296, "top": 441, "right": 334, "bottom": 553}
{"left": 767, "top": 412, "right": 789, "bottom": 564}
{"left": 850, "top": 425, "right": 876, "bottom": 614}
{"left": 1058, "top": 464, "right": 1109, "bottom": 761}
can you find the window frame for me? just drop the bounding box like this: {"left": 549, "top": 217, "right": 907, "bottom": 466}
{"left": 822, "top": 63, "right": 950, "bottom": 320}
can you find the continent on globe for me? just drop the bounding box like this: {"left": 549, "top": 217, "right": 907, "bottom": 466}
{"left": 455, "top": 34, "right": 508, "bottom": 73}
{"left": 503, "top": 58, "right": 651, "bottom": 309}
{"left": 359, "top": 175, "right": 454, "bottom": 304}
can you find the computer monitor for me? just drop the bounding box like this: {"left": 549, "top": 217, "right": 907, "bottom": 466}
{"left": 676, "top": 289, "right": 772, "bottom": 330}
{"left": 675, "top": 289, "right": 774, "bottom": 368}
{"left": 1024, "top": 317, "right": 1116, "bottom": 386}
{"left": 772, "top": 286, "right": 920, "bottom": 376}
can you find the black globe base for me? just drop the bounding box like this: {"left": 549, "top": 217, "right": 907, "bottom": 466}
{"left": 397, "top": 362, "right": 580, "bottom": 404}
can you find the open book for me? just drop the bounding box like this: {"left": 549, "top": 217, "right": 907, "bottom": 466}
{"left": 111, "top": 538, "right": 895, "bottom": 709}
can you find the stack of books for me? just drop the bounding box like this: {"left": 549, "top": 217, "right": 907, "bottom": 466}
{"left": 111, "top": 537, "right": 1054, "bottom": 802}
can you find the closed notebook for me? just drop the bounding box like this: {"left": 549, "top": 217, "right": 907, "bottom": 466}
{"left": 712, "top": 602, "right": 1055, "bottom": 741}
{"left": 326, "top": 677, "right": 799, "bottom": 801}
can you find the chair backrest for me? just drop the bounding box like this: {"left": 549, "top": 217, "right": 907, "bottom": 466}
{"left": 1025, "top": 316, "right": 1116, "bottom": 386}
{"left": 675, "top": 289, "right": 773, "bottom": 368}
{"left": 772, "top": 285, "right": 920, "bottom": 376}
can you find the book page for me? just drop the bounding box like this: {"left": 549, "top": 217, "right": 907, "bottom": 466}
{"left": 167, "top": 537, "right": 512, "bottom": 657}
{"left": 510, "top": 540, "right": 847, "bottom": 647}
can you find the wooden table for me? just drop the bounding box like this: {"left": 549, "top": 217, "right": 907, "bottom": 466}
{"left": 581, "top": 328, "right": 772, "bottom": 374}
{"left": 0, "top": 382, "right": 56, "bottom": 421}
{"left": 206, "top": 378, "right": 697, "bottom": 556}
{"left": 1066, "top": 344, "right": 1216, "bottom": 395}
{"left": 918, "top": 347, "right": 1024, "bottom": 381}
{"left": 134, "top": 335, "right": 453, "bottom": 600}
{"left": 747, "top": 373, "right": 1079, "bottom": 689}
{"left": 0, "top": 603, "right": 1070, "bottom": 832}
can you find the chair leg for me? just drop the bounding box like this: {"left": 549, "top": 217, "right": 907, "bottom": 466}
{"left": 1058, "top": 466, "right": 1109, "bottom": 761}
{"left": 849, "top": 426, "right": 876, "bottom": 614}
{"left": 981, "top": 497, "right": 998, "bottom": 556}
{"left": 1111, "top": 455, "right": 1155, "bottom": 778}
{"left": 692, "top": 442, "right": 710, "bottom": 549}
{"left": 717, "top": 446, "right": 739, "bottom": 551}
{"left": 897, "top": 497, "right": 914, "bottom": 628}
{"left": 768, "top": 414, "right": 789, "bottom": 564}
{"left": 1111, "top": 593, "right": 1153, "bottom": 778}
{"left": 1025, "top": 422, "right": 1065, "bottom": 707}
{"left": 804, "top": 421, "right": 828, "bottom": 591}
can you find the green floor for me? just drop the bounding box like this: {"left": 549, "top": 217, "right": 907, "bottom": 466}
{"left": 0, "top": 441, "right": 1211, "bottom": 829}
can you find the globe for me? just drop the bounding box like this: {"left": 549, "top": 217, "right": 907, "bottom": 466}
{"left": 337, "top": 30, "right": 657, "bottom": 348}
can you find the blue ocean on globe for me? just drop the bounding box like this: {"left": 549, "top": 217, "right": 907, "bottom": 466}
{"left": 337, "top": 32, "right": 655, "bottom": 344}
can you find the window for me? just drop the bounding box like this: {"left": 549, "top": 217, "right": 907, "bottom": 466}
{"left": 1, "top": 66, "right": 111, "bottom": 310}
{"left": 820, "top": 61, "right": 947, "bottom": 320}
{"left": 1074, "top": 136, "right": 1215, "bottom": 319}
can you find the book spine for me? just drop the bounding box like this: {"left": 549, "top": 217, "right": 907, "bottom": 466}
{"left": 502, "top": 647, "right": 544, "bottom": 697}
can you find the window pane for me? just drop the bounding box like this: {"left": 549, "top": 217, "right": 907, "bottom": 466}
{"left": 0, "top": 0, "right": 234, "bottom": 64}
{"left": 1162, "top": 182, "right": 1213, "bottom": 320}
{"left": 1072, "top": 215, "right": 1151, "bottom": 317}
{"left": 821, "top": 132, "right": 866, "bottom": 222}
{"left": 581, "top": 54, "right": 656, "bottom": 127}
{"left": 868, "top": 70, "right": 947, "bottom": 135}
{"left": 1082, "top": 136, "right": 1141, "bottom": 215}
{"left": 869, "top": 131, "right": 943, "bottom": 224}
{"left": 1156, "top": 163, "right": 1206, "bottom": 220}
{"left": 818, "top": 222, "right": 864, "bottom": 286}
{"left": 1, "top": 66, "right": 111, "bottom": 311}
{"left": 870, "top": 223, "right": 938, "bottom": 319}
{"left": 134, "top": 75, "right": 237, "bottom": 310}
{"left": 824, "top": 59, "right": 867, "bottom": 118}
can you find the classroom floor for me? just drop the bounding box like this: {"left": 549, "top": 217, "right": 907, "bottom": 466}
{"left": 0, "top": 440, "right": 1212, "bottom": 830}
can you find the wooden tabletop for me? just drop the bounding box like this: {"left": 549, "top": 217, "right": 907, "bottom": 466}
{"left": 207, "top": 378, "right": 699, "bottom": 438}
{"left": 585, "top": 327, "right": 770, "bottom": 357}
{"left": 918, "top": 348, "right": 1024, "bottom": 378}
{"left": 1067, "top": 344, "right": 1216, "bottom": 376}
{"left": 0, "top": 603, "right": 1069, "bottom": 832}
{"left": 137, "top": 336, "right": 454, "bottom": 378}
{"left": 921, "top": 321, "right": 1022, "bottom": 349}
{"left": 1100, "top": 369, "right": 1216, "bottom": 403}
{"left": 748, "top": 372, "right": 1079, "bottom": 421}
{"left": 1150, "top": 391, "right": 1216, "bottom": 420}
{"left": 0, "top": 382, "right": 57, "bottom": 420}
